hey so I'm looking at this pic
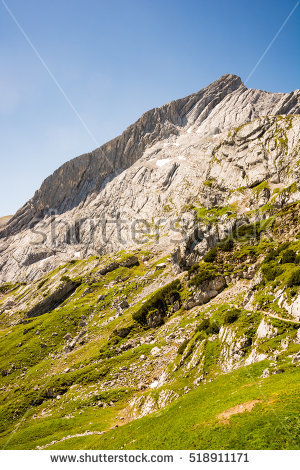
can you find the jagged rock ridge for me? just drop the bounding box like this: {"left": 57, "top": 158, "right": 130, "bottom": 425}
{"left": 0, "top": 74, "right": 300, "bottom": 282}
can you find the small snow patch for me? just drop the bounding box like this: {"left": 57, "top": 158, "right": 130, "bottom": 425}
{"left": 150, "top": 380, "right": 159, "bottom": 389}
{"left": 156, "top": 158, "right": 172, "bottom": 167}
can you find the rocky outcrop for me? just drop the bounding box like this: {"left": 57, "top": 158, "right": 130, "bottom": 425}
{"left": 184, "top": 276, "right": 226, "bottom": 310}
{"left": 26, "top": 279, "right": 80, "bottom": 318}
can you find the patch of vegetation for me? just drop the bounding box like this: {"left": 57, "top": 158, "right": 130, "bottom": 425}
{"left": 203, "top": 179, "right": 216, "bottom": 187}
{"left": 251, "top": 181, "right": 269, "bottom": 195}
{"left": 132, "top": 280, "right": 181, "bottom": 326}
{"left": 0, "top": 283, "right": 21, "bottom": 295}
{"left": 282, "top": 249, "right": 296, "bottom": 264}
{"left": 223, "top": 308, "right": 240, "bottom": 325}
{"left": 261, "top": 263, "right": 283, "bottom": 282}
{"left": 218, "top": 238, "right": 234, "bottom": 252}
{"left": 287, "top": 268, "right": 300, "bottom": 287}
{"left": 234, "top": 217, "right": 275, "bottom": 241}
{"left": 195, "top": 318, "right": 220, "bottom": 335}
{"left": 188, "top": 264, "right": 218, "bottom": 287}
{"left": 177, "top": 339, "right": 189, "bottom": 355}
{"left": 52, "top": 364, "right": 300, "bottom": 450}
{"left": 195, "top": 205, "right": 236, "bottom": 224}
{"left": 203, "top": 247, "right": 217, "bottom": 262}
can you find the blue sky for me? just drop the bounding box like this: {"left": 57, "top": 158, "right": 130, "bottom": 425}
{"left": 0, "top": 0, "right": 299, "bottom": 216}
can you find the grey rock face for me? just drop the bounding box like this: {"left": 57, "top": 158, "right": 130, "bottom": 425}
{"left": 0, "top": 74, "right": 300, "bottom": 282}
{"left": 2, "top": 74, "right": 243, "bottom": 238}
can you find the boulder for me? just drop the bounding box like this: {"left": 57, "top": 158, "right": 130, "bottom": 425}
{"left": 119, "top": 256, "right": 139, "bottom": 268}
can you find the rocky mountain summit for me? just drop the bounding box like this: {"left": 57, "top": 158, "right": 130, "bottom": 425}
{"left": 0, "top": 74, "right": 300, "bottom": 282}
{"left": 0, "top": 74, "right": 299, "bottom": 449}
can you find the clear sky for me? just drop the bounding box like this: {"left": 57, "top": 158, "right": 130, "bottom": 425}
{"left": 0, "top": 0, "right": 299, "bottom": 216}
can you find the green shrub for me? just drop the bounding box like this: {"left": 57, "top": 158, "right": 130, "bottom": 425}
{"left": 195, "top": 318, "right": 220, "bottom": 335}
{"left": 188, "top": 265, "right": 217, "bottom": 287}
{"left": 99, "top": 346, "right": 117, "bottom": 359}
{"left": 208, "top": 321, "right": 220, "bottom": 334}
{"left": 234, "top": 217, "right": 275, "bottom": 241}
{"left": 265, "top": 243, "right": 289, "bottom": 262}
{"left": 188, "top": 263, "right": 199, "bottom": 276}
{"left": 281, "top": 249, "right": 296, "bottom": 264}
{"left": 287, "top": 268, "right": 300, "bottom": 287}
{"left": 264, "top": 249, "right": 278, "bottom": 262}
{"left": 218, "top": 238, "right": 234, "bottom": 252}
{"left": 112, "top": 326, "right": 133, "bottom": 339}
{"left": 132, "top": 279, "right": 181, "bottom": 325}
{"left": 203, "top": 247, "right": 217, "bottom": 262}
{"left": 60, "top": 275, "right": 71, "bottom": 283}
{"left": 177, "top": 339, "right": 189, "bottom": 355}
{"left": 261, "top": 263, "right": 283, "bottom": 282}
{"left": 196, "top": 318, "right": 210, "bottom": 332}
{"left": 224, "top": 308, "right": 240, "bottom": 324}
{"left": 235, "top": 222, "right": 259, "bottom": 239}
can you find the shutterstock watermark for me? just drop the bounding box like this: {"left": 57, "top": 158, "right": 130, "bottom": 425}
{"left": 27, "top": 209, "right": 267, "bottom": 249}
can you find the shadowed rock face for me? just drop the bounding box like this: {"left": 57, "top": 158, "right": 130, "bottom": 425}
{"left": 0, "top": 74, "right": 300, "bottom": 282}
{"left": 26, "top": 280, "right": 80, "bottom": 318}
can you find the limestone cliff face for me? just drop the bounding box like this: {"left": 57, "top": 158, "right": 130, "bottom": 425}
{"left": 1, "top": 74, "right": 243, "bottom": 237}
{"left": 3, "top": 74, "right": 299, "bottom": 238}
{"left": 0, "top": 74, "right": 300, "bottom": 282}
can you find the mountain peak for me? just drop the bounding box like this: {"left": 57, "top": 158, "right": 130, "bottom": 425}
{"left": 1, "top": 76, "right": 300, "bottom": 283}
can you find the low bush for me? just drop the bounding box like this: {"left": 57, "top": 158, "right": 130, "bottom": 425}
{"left": 188, "top": 263, "right": 199, "bottom": 275}
{"left": 235, "top": 222, "right": 260, "bottom": 239}
{"left": 234, "top": 217, "right": 275, "bottom": 241}
{"left": 264, "top": 243, "right": 289, "bottom": 262}
{"left": 281, "top": 249, "right": 296, "bottom": 264}
{"left": 223, "top": 308, "right": 240, "bottom": 325}
{"left": 195, "top": 318, "right": 220, "bottom": 335}
{"left": 218, "top": 238, "right": 234, "bottom": 252}
{"left": 188, "top": 265, "right": 217, "bottom": 287}
{"left": 132, "top": 279, "right": 181, "bottom": 325}
{"left": 177, "top": 339, "right": 189, "bottom": 355}
{"left": 203, "top": 247, "right": 217, "bottom": 262}
{"left": 261, "top": 263, "right": 283, "bottom": 282}
{"left": 208, "top": 321, "right": 220, "bottom": 334}
{"left": 196, "top": 318, "right": 210, "bottom": 332}
{"left": 287, "top": 268, "right": 300, "bottom": 287}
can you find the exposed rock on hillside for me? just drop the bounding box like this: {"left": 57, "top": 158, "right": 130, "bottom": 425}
{"left": 0, "top": 75, "right": 299, "bottom": 283}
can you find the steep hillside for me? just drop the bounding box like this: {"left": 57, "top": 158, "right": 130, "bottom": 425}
{"left": 0, "top": 75, "right": 299, "bottom": 449}
{"left": 0, "top": 202, "right": 299, "bottom": 449}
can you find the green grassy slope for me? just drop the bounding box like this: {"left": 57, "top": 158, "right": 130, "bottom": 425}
{"left": 0, "top": 204, "right": 299, "bottom": 450}
{"left": 4, "top": 362, "right": 298, "bottom": 450}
